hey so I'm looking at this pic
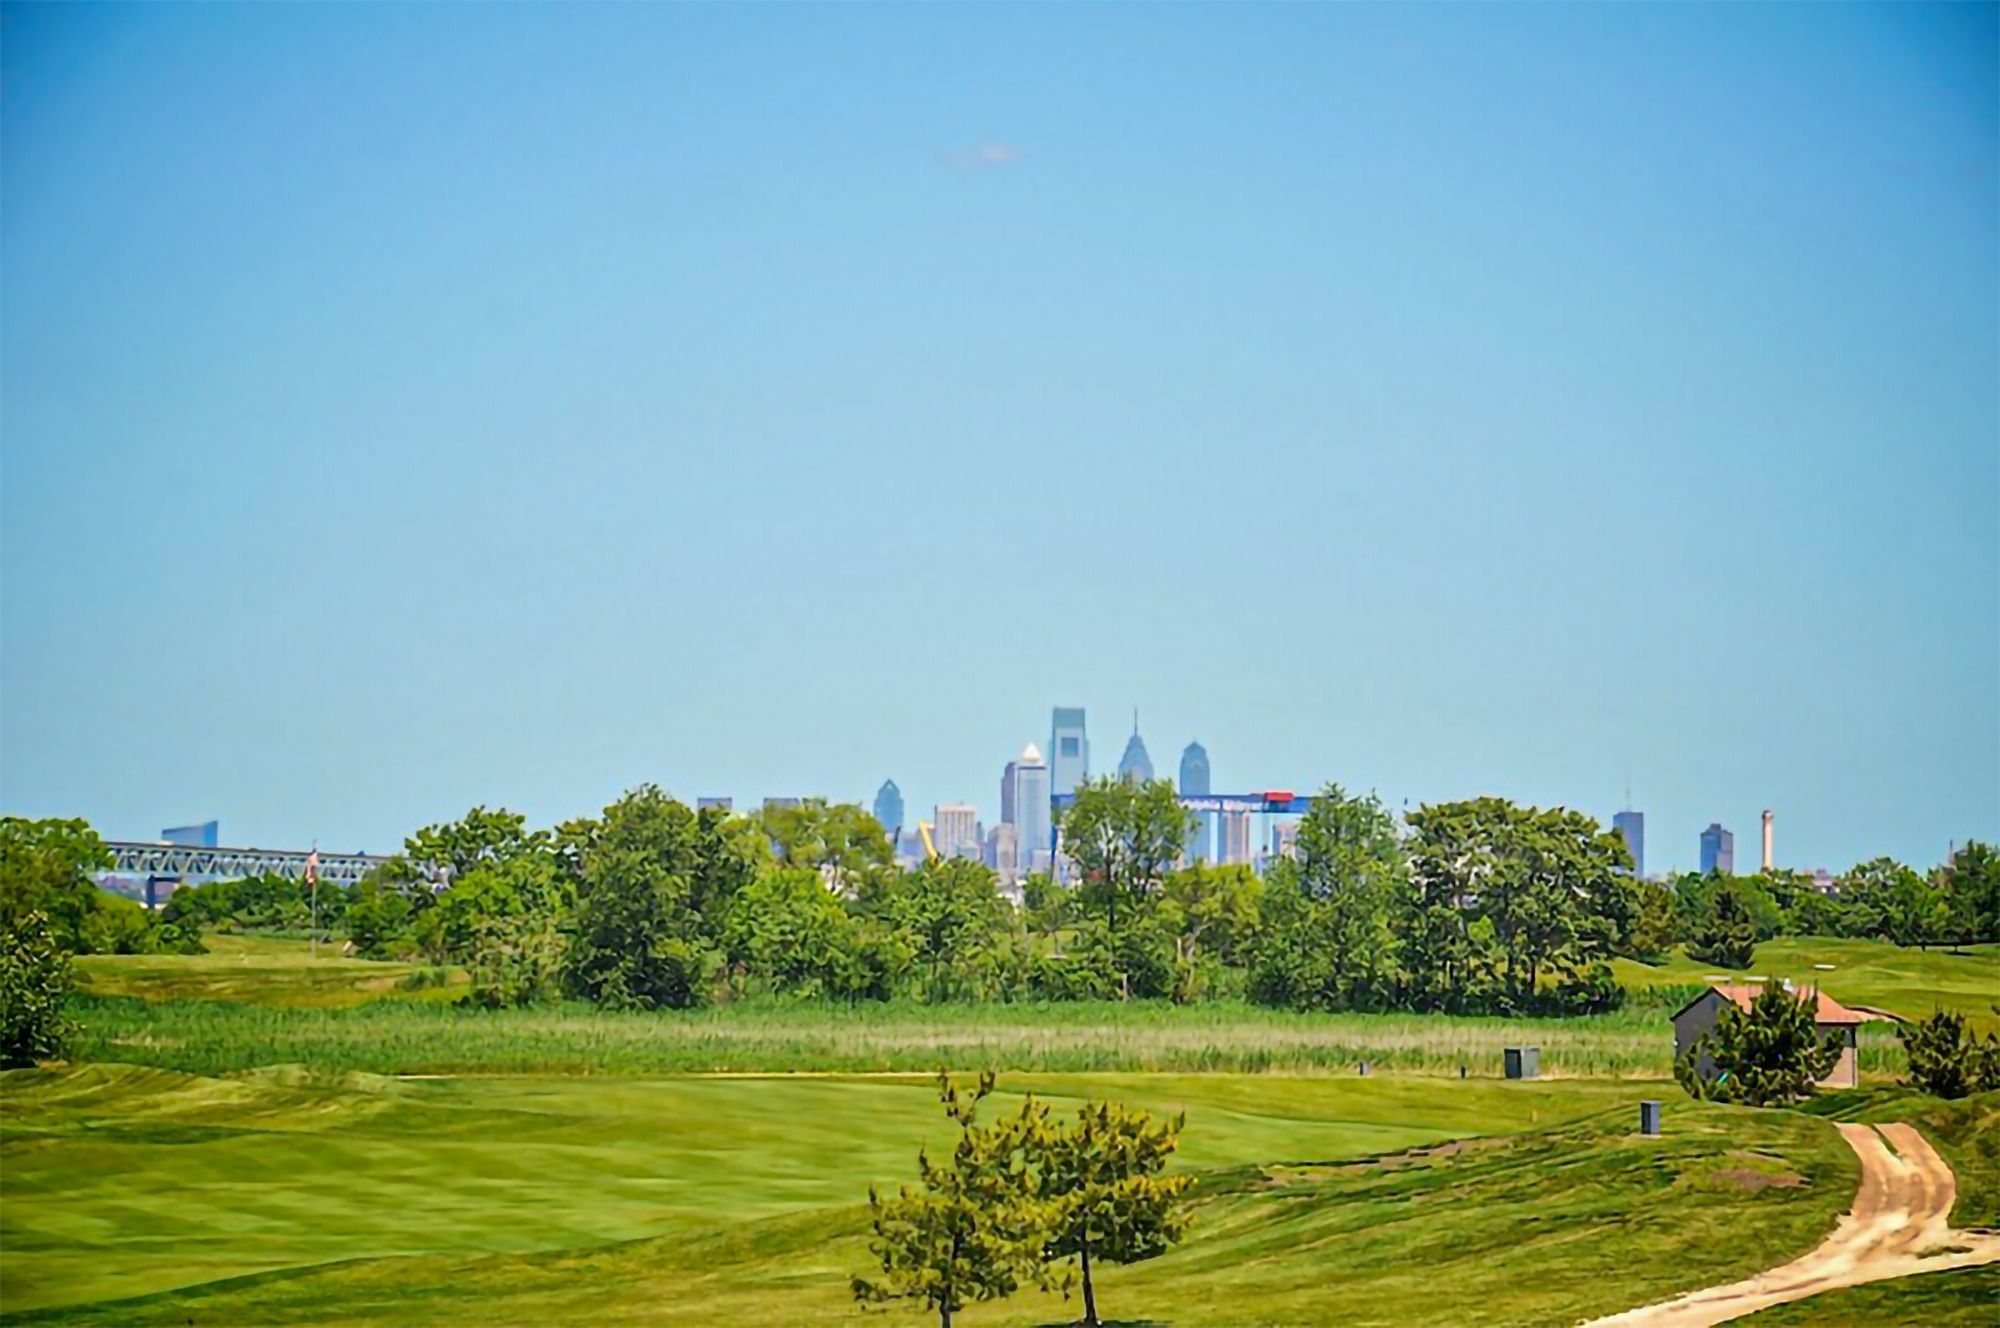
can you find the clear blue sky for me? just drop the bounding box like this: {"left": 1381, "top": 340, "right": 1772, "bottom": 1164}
{"left": 3, "top": 4, "right": 1994, "bottom": 872}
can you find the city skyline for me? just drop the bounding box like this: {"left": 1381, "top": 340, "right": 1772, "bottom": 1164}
{"left": 3, "top": 6, "right": 1993, "bottom": 874}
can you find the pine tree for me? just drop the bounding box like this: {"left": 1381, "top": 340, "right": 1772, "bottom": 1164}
{"left": 1035, "top": 1098, "right": 1193, "bottom": 1327}
{"left": 1676, "top": 984, "right": 1841, "bottom": 1105}
{"left": 853, "top": 1072, "right": 1049, "bottom": 1328}
{"left": 1687, "top": 887, "right": 1756, "bottom": 970}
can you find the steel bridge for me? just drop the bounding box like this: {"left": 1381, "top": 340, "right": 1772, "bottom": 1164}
{"left": 103, "top": 841, "right": 396, "bottom": 888}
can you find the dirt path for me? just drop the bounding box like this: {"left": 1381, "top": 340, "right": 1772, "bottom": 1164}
{"left": 1580, "top": 1121, "right": 2000, "bottom": 1327}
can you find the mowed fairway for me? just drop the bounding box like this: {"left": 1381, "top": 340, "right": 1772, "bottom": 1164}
{"left": 11, "top": 939, "right": 1995, "bottom": 1325}
{"left": 0, "top": 1066, "right": 1863, "bottom": 1327}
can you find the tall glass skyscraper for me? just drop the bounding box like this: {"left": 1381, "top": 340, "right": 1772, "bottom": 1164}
{"left": 1613, "top": 810, "right": 1644, "bottom": 877}
{"left": 1049, "top": 707, "right": 1088, "bottom": 794}
{"left": 1700, "top": 823, "right": 1735, "bottom": 876}
{"left": 873, "top": 781, "right": 904, "bottom": 838}
{"left": 1008, "top": 744, "right": 1051, "bottom": 875}
{"left": 1179, "top": 741, "right": 1210, "bottom": 863}
{"left": 1117, "top": 712, "right": 1154, "bottom": 783}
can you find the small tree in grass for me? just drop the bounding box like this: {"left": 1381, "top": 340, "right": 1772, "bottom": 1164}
{"left": 1036, "top": 1098, "right": 1193, "bottom": 1327}
{"left": 854, "top": 1072, "right": 1050, "bottom": 1328}
{"left": 1676, "top": 983, "right": 1841, "bottom": 1106}
{"left": 1902, "top": 1010, "right": 2000, "bottom": 1099}
{"left": 1686, "top": 887, "right": 1755, "bottom": 970}
{"left": 1, "top": 910, "right": 73, "bottom": 1068}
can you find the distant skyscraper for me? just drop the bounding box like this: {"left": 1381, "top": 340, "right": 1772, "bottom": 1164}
{"left": 1179, "top": 741, "right": 1211, "bottom": 864}
{"left": 988, "top": 823, "right": 1019, "bottom": 882}
{"left": 1117, "top": 712, "right": 1154, "bottom": 783}
{"left": 1761, "top": 809, "right": 1775, "bottom": 871}
{"left": 162, "top": 821, "right": 219, "bottom": 848}
{"left": 873, "top": 781, "right": 904, "bottom": 837}
{"left": 1270, "top": 819, "right": 1301, "bottom": 861}
{"left": 1008, "top": 744, "right": 1051, "bottom": 875}
{"left": 1699, "top": 823, "right": 1735, "bottom": 876}
{"left": 1000, "top": 760, "right": 1018, "bottom": 828}
{"left": 1049, "top": 707, "right": 1089, "bottom": 794}
{"left": 1217, "top": 810, "right": 1252, "bottom": 866}
{"left": 1613, "top": 810, "right": 1644, "bottom": 877}
{"left": 934, "top": 804, "right": 978, "bottom": 861}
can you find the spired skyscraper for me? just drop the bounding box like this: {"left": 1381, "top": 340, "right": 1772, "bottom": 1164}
{"left": 1007, "top": 743, "right": 1052, "bottom": 877}
{"left": 1117, "top": 711, "right": 1154, "bottom": 783}
{"left": 1613, "top": 809, "right": 1644, "bottom": 877}
{"left": 873, "top": 781, "right": 904, "bottom": 839}
{"left": 1049, "top": 707, "right": 1089, "bottom": 794}
{"left": 1179, "top": 741, "right": 1211, "bottom": 863}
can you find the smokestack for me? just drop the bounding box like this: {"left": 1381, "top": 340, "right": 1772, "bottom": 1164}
{"left": 1761, "top": 809, "right": 1774, "bottom": 872}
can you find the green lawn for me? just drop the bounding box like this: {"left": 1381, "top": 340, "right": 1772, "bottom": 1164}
{"left": 72, "top": 934, "right": 467, "bottom": 1008}
{"left": 1, "top": 1065, "right": 1855, "bottom": 1326}
{"left": 1614, "top": 937, "right": 2000, "bottom": 1031}
{"left": 1736, "top": 1266, "right": 2000, "bottom": 1326}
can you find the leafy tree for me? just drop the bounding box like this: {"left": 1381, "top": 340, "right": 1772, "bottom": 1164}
{"left": 462, "top": 908, "right": 566, "bottom": 1008}
{"left": 853, "top": 1072, "right": 1051, "bottom": 1328}
{"left": 1687, "top": 886, "right": 1756, "bottom": 970}
{"left": 428, "top": 855, "right": 569, "bottom": 964}
{"left": 1249, "top": 786, "right": 1402, "bottom": 1011}
{"left": 1839, "top": 858, "right": 1946, "bottom": 948}
{"left": 344, "top": 876, "right": 413, "bottom": 959}
{"left": 1060, "top": 778, "right": 1185, "bottom": 932}
{"left": 1158, "top": 863, "right": 1261, "bottom": 999}
{"left": 1034, "top": 1097, "right": 1193, "bottom": 1327}
{"left": 878, "top": 858, "right": 1008, "bottom": 1001}
{"left": 722, "top": 865, "right": 867, "bottom": 999}
{"left": 565, "top": 786, "right": 716, "bottom": 1010}
{"left": 754, "top": 798, "right": 891, "bottom": 895}
{"left": 1621, "top": 878, "right": 1679, "bottom": 964}
{"left": 1938, "top": 841, "right": 2000, "bottom": 945}
{"left": 404, "top": 806, "right": 547, "bottom": 887}
{"left": 1, "top": 910, "right": 73, "bottom": 1067}
{"left": 0, "top": 817, "right": 117, "bottom": 953}
{"left": 1675, "top": 984, "right": 1841, "bottom": 1106}
{"left": 1019, "top": 872, "right": 1071, "bottom": 946}
{"left": 1900, "top": 1010, "right": 2000, "bottom": 1099}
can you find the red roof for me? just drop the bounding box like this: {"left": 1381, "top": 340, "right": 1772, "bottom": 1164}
{"left": 1686, "top": 983, "right": 1867, "bottom": 1025}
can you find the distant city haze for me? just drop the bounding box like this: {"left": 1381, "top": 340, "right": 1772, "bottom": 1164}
{"left": 2, "top": 5, "right": 1994, "bottom": 871}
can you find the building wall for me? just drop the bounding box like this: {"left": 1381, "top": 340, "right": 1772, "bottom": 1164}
{"left": 1050, "top": 708, "right": 1088, "bottom": 794}
{"left": 1671, "top": 992, "right": 1859, "bottom": 1089}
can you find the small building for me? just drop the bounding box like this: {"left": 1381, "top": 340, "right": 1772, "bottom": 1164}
{"left": 1671, "top": 984, "right": 1866, "bottom": 1090}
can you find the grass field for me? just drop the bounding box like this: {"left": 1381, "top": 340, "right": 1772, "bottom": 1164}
{"left": 1614, "top": 937, "right": 2000, "bottom": 1031}
{"left": 9, "top": 936, "right": 1996, "bottom": 1324}
{"left": 2, "top": 1065, "right": 1858, "bottom": 1325}
{"left": 1736, "top": 1266, "right": 2000, "bottom": 1326}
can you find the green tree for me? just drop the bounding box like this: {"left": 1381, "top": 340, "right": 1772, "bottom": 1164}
{"left": 1938, "top": 841, "right": 2000, "bottom": 945}
{"left": 1900, "top": 1009, "right": 2000, "bottom": 1098}
{"left": 1158, "top": 862, "right": 1262, "bottom": 999}
{"left": 1035, "top": 1097, "right": 1193, "bottom": 1327}
{"left": 1251, "top": 785, "right": 1403, "bottom": 1011}
{"left": 1019, "top": 872, "right": 1071, "bottom": 947}
{"left": 404, "top": 806, "right": 547, "bottom": 886}
{"left": 1839, "top": 858, "right": 1946, "bottom": 948}
{"left": 0, "top": 816, "right": 117, "bottom": 953}
{"left": 1060, "top": 778, "right": 1185, "bottom": 932}
{"left": 564, "top": 786, "right": 716, "bottom": 1010}
{"left": 1675, "top": 983, "right": 1841, "bottom": 1106}
{"left": 0, "top": 910, "right": 73, "bottom": 1068}
{"left": 344, "top": 875, "right": 413, "bottom": 959}
{"left": 1687, "top": 886, "right": 1756, "bottom": 970}
{"left": 722, "top": 865, "right": 865, "bottom": 998}
{"left": 754, "top": 798, "right": 891, "bottom": 895}
{"left": 853, "top": 1072, "right": 1051, "bottom": 1328}
{"left": 1621, "top": 877, "right": 1679, "bottom": 964}
{"left": 878, "top": 858, "right": 1008, "bottom": 1001}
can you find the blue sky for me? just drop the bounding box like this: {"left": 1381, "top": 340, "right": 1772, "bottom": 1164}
{"left": 3, "top": 4, "right": 1994, "bottom": 872}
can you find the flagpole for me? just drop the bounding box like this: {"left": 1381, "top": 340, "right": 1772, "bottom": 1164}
{"left": 309, "top": 841, "right": 320, "bottom": 962}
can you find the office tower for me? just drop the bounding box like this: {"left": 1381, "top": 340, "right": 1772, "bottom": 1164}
{"left": 988, "top": 824, "right": 1019, "bottom": 882}
{"left": 1007, "top": 743, "right": 1052, "bottom": 875}
{"left": 1270, "top": 819, "right": 1301, "bottom": 861}
{"left": 1049, "top": 707, "right": 1089, "bottom": 794}
{"left": 696, "top": 797, "right": 734, "bottom": 813}
{"left": 162, "top": 821, "right": 219, "bottom": 848}
{"left": 1613, "top": 810, "right": 1644, "bottom": 877}
{"left": 1117, "top": 711, "right": 1154, "bottom": 783}
{"left": 1699, "top": 823, "right": 1735, "bottom": 876}
{"left": 934, "top": 804, "right": 978, "bottom": 861}
{"left": 873, "top": 781, "right": 904, "bottom": 837}
{"left": 1217, "top": 810, "right": 1252, "bottom": 865}
{"left": 1000, "top": 760, "right": 1018, "bottom": 828}
{"left": 1761, "top": 810, "right": 1775, "bottom": 871}
{"left": 1179, "top": 741, "right": 1211, "bottom": 863}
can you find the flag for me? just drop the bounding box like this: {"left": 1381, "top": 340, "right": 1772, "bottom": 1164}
{"left": 305, "top": 848, "right": 320, "bottom": 893}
